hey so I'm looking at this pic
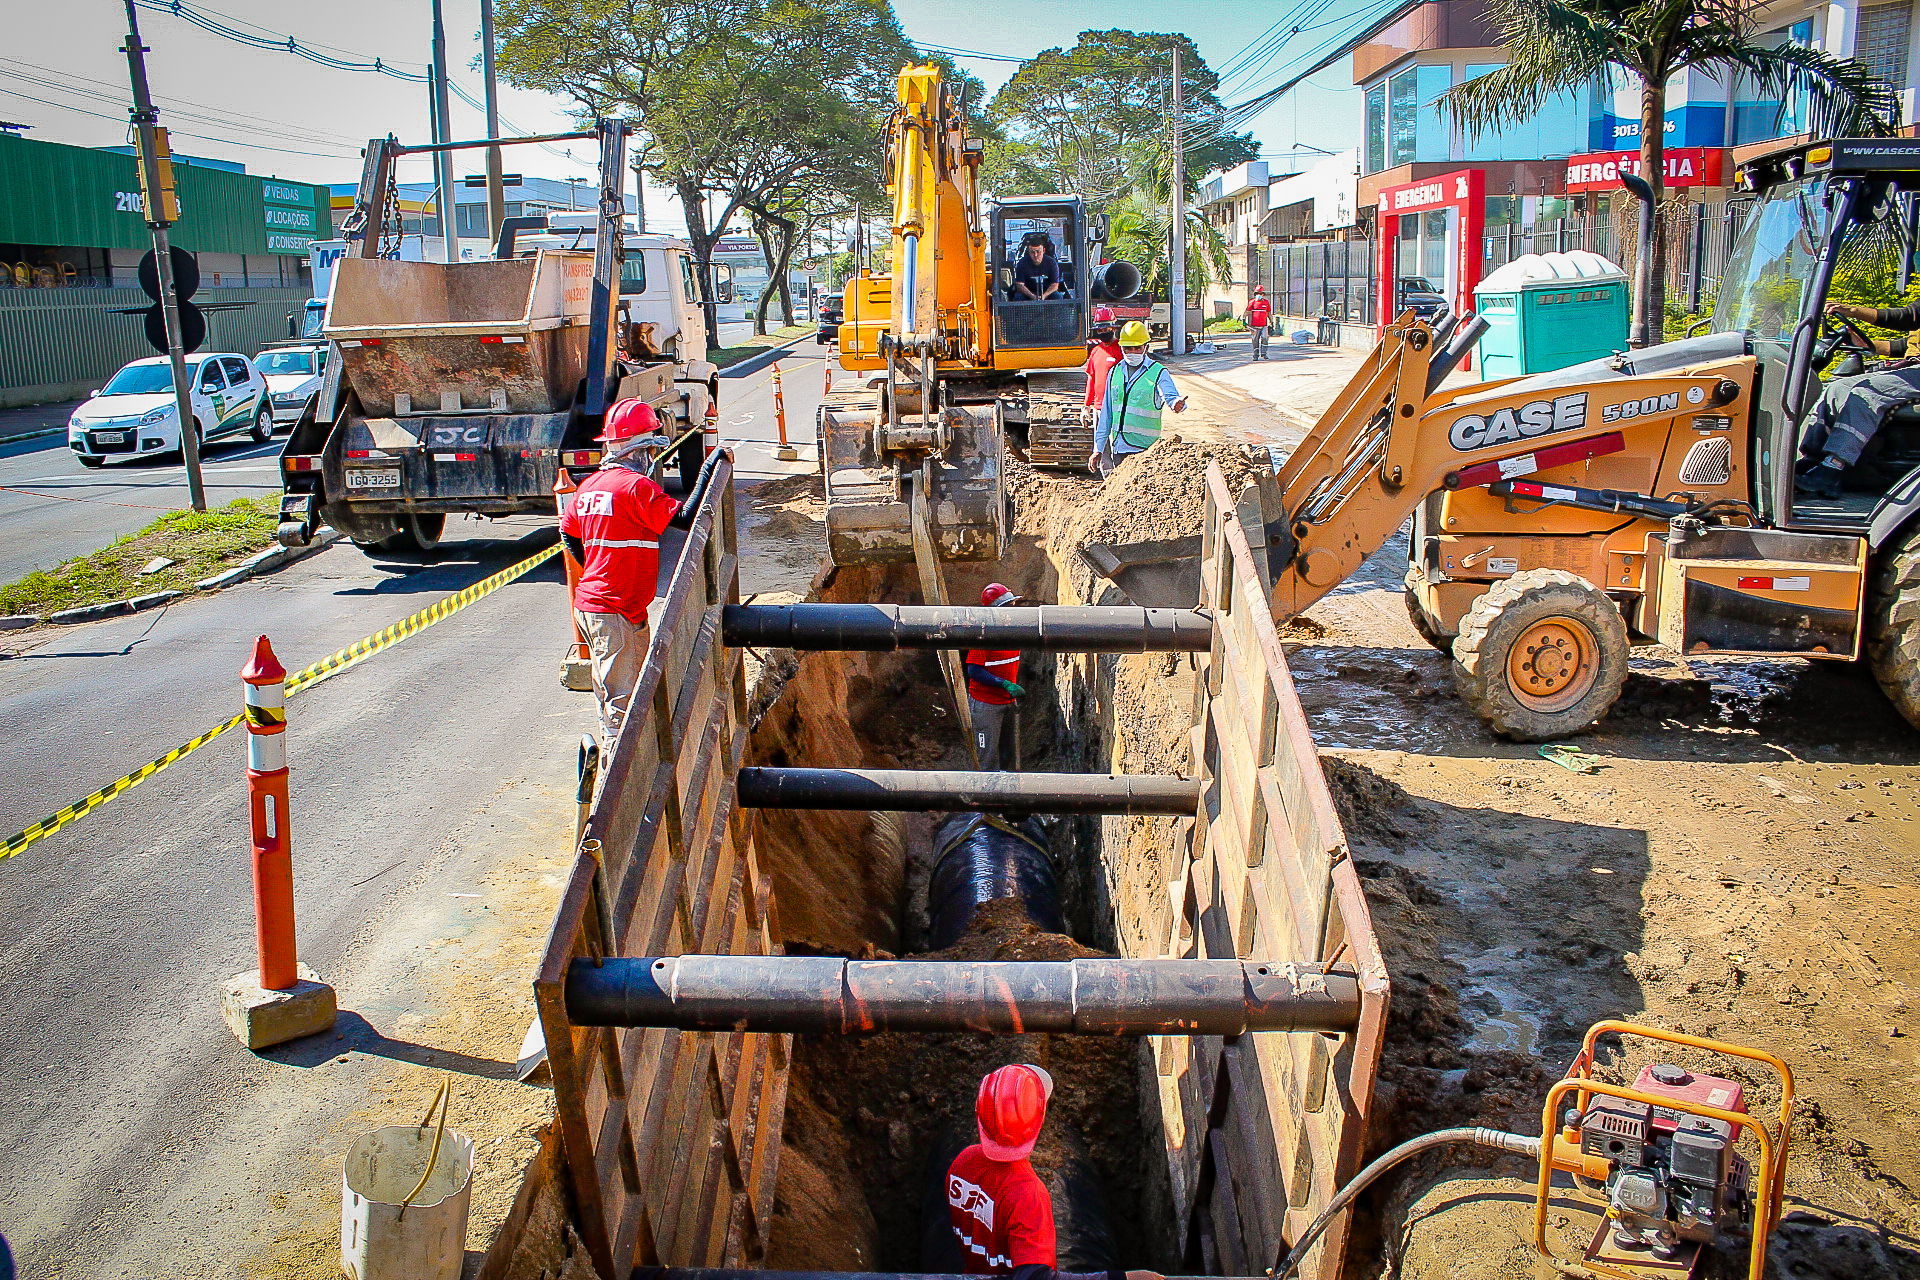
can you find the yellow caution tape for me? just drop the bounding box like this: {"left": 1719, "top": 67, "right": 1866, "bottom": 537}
{"left": 1, "top": 542, "right": 560, "bottom": 860}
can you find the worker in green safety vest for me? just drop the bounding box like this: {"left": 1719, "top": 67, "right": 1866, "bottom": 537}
{"left": 1090, "top": 320, "right": 1188, "bottom": 478}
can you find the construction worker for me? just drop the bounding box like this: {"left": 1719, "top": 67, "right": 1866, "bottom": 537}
{"left": 1084, "top": 306, "right": 1124, "bottom": 411}
{"left": 964, "top": 583, "right": 1025, "bottom": 770}
{"left": 558, "top": 398, "right": 683, "bottom": 745}
{"left": 1246, "top": 286, "right": 1273, "bottom": 360}
{"left": 948, "top": 1065, "right": 1162, "bottom": 1280}
{"left": 1797, "top": 298, "right": 1920, "bottom": 497}
{"left": 1089, "top": 321, "right": 1187, "bottom": 478}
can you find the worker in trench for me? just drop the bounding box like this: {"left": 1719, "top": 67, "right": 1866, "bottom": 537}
{"left": 1090, "top": 321, "right": 1188, "bottom": 478}
{"left": 558, "top": 398, "right": 688, "bottom": 746}
{"left": 948, "top": 1065, "right": 1162, "bottom": 1280}
{"left": 964, "top": 583, "right": 1026, "bottom": 770}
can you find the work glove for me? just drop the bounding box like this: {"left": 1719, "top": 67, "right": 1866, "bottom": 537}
{"left": 1001, "top": 680, "right": 1025, "bottom": 699}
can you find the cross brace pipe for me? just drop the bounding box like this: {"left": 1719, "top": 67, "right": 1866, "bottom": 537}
{"left": 720, "top": 603, "right": 1214, "bottom": 652}
{"left": 564, "top": 957, "right": 1362, "bottom": 1035}
{"left": 638, "top": 1272, "right": 1265, "bottom": 1280}
{"left": 736, "top": 767, "right": 1200, "bottom": 815}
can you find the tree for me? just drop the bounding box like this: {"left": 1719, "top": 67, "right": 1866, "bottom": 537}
{"left": 1106, "top": 194, "right": 1233, "bottom": 303}
{"left": 496, "top": 0, "right": 913, "bottom": 353}
{"left": 1443, "top": 0, "right": 1897, "bottom": 345}
{"left": 983, "top": 31, "right": 1256, "bottom": 206}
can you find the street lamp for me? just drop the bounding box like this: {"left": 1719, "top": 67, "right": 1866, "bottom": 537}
{"left": 565, "top": 176, "right": 587, "bottom": 210}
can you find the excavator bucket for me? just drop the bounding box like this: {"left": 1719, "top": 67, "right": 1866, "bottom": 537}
{"left": 819, "top": 393, "right": 1005, "bottom": 566}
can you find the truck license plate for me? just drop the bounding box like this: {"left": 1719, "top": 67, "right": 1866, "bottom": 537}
{"left": 94, "top": 431, "right": 125, "bottom": 443}
{"left": 345, "top": 468, "right": 401, "bottom": 490}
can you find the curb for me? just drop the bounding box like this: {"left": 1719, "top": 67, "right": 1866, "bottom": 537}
{"left": 48, "top": 590, "right": 181, "bottom": 626}
{"left": 0, "top": 427, "right": 65, "bottom": 447}
{"left": 718, "top": 334, "right": 813, "bottom": 380}
{"left": 0, "top": 614, "right": 42, "bottom": 630}
{"left": 196, "top": 527, "right": 342, "bottom": 590}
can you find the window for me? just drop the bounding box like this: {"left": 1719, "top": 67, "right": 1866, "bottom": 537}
{"left": 221, "top": 357, "right": 251, "bottom": 385}
{"left": 1415, "top": 65, "right": 1454, "bottom": 161}
{"left": 620, "top": 252, "right": 647, "bottom": 294}
{"left": 197, "top": 361, "right": 227, "bottom": 391}
{"left": 1365, "top": 84, "right": 1387, "bottom": 173}
{"left": 1462, "top": 64, "right": 1595, "bottom": 160}
{"left": 1858, "top": 2, "right": 1911, "bottom": 93}
{"left": 681, "top": 255, "right": 699, "bottom": 303}
{"left": 1389, "top": 69, "right": 1419, "bottom": 166}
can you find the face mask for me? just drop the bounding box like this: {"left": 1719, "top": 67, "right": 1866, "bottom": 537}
{"left": 1124, "top": 352, "right": 1146, "bottom": 367}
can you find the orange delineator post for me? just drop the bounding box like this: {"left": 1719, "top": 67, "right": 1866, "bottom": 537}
{"left": 773, "top": 361, "right": 798, "bottom": 461}
{"left": 241, "top": 635, "right": 298, "bottom": 992}
{"left": 822, "top": 356, "right": 832, "bottom": 395}
{"left": 554, "top": 468, "right": 590, "bottom": 666}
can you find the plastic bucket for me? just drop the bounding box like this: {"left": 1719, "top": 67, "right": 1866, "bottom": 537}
{"left": 340, "top": 1124, "right": 476, "bottom": 1280}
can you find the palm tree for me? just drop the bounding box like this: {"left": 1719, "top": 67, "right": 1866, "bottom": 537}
{"left": 1106, "top": 195, "right": 1235, "bottom": 302}
{"left": 1443, "top": 0, "right": 1898, "bottom": 343}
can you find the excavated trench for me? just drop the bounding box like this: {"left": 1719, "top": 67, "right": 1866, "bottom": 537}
{"left": 751, "top": 442, "right": 1273, "bottom": 1274}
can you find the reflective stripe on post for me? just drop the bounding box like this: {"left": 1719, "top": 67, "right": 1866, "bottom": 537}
{"left": 241, "top": 635, "right": 298, "bottom": 992}
{"left": 773, "top": 360, "right": 798, "bottom": 461}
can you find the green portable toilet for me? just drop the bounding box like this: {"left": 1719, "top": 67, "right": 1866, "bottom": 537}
{"left": 1473, "top": 251, "right": 1629, "bottom": 380}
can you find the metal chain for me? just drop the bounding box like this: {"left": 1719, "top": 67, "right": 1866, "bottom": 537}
{"left": 377, "top": 169, "right": 403, "bottom": 259}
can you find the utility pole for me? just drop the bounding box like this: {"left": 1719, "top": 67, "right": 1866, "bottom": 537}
{"left": 1169, "top": 44, "right": 1187, "bottom": 359}
{"left": 480, "top": 0, "right": 505, "bottom": 242}
{"left": 430, "top": 0, "right": 458, "bottom": 263}
{"left": 120, "top": 0, "right": 204, "bottom": 512}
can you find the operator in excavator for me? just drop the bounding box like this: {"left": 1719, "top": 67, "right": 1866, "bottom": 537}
{"left": 1797, "top": 298, "right": 1920, "bottom": 497}
{"left": 964, "top": 583, "right": 1026, "bottom": 770}
{"left": 1012, "top": 233, "right": 1063, "bottom": 301}
{"left": 948, "top": 1064, "right": 1162, "bottom": 1280}
{"left": 1090, "top": 321, "right": 1187, "bottom": 477}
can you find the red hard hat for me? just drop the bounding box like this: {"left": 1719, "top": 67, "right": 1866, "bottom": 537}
{"left": 598, "top": 397, "right": 660, "bottom": 444}
{"left": 1092, "top": 306, "right": 1116, "bottom": 324}
{"left": 976, "top": 1064, "right": 1052, "bottom": 1160}
{"left": 982, "top": 582, "right": 1018, "bottom": 608}
{"left": 1254, "top": 286, "right": 1267, "bottom": 295}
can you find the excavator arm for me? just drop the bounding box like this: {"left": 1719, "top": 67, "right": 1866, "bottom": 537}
{"left": 1256, "top": 317, "right": 1754, "bottom": 619}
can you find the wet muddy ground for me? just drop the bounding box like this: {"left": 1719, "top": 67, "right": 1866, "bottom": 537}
{"left": 1294, "top": 531, "right": 1920, "bottom": 1279}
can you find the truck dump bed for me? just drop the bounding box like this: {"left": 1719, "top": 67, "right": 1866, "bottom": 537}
{"left": 327, "top": 250, "right": 595, "bottom": 416}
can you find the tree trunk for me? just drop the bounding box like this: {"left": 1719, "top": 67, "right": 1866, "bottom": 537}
{"left": 769, "top": 213, "right": 799, "bottom": 328}
{"left": 1636, "top": 75, "right": 1668, "bottom": 346}
{"left": 676, "top": 176, "right": 724, "bottom": 355}
{"left": 752, "top": 214, "right": 774, "bottom": 337}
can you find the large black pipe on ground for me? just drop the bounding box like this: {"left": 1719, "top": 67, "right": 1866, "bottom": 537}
{"left": 737, "top": 768, "right": 1200, "bottom": 816}
{"left": 721, "top": 603, "right": 1213, "bottom": 653}
{"left": 926, "top": 813, "right": 1062, "bottom": 948}
{"left": 638, "top": 1270, "right": 1265, "bottom": 1279}
{"left": 565, "top": 956, "right": 1362, "bottom": 1035}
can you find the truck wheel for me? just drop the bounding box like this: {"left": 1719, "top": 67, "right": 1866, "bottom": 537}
{"left": 381, "top": 513, "right": 446, "bottom": 554}
{"left": 673, "top": 432, "right": 703, "bottom": 493}
{"left": 1452, "top": 569, "right": 1629, "bottom": 741}
{"left": 1865, "top": 520, "right": 1920, "bottom": 731}
{"left": 1403, "top": 587, "right": 1455, "bottom": 655}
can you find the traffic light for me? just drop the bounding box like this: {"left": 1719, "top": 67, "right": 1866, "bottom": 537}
{"left": 137, "top": 244, "right": 204, "bottom": 354}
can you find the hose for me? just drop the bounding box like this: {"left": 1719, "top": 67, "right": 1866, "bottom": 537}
{"left": 397, "top": 1079, "right": 452, "bottom": 1220}
{"left": 1271, "top": 1126, "right": 1541, "bottom": 1278}
{"left": 670, "top": 446, "right": 728, "bottom": 528}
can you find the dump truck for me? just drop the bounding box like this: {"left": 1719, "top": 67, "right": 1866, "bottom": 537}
{"left": 276, "top": 119, "right": 714, "bottom": 554}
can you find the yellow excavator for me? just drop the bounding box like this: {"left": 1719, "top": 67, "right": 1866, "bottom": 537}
{"left": 823, "top": 63, "right": 1141, "bottom": 581}
{"left": 1212, "top": 137, "right": 1920, "bottom": 740}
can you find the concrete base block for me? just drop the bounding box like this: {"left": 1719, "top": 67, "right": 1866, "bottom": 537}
{"left": 222, "top": 964, "right": 337, "bottom": 1050}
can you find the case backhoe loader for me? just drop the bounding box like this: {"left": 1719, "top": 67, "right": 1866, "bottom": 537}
{"left": 1237, "top": 137, "right": 1920, "bottom": 740}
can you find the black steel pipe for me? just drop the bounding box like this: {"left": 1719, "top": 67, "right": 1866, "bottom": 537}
{"left": 737, "top": 768, "right": 1200, "bottom": 815}
{"left": 721, "top": 604, "right": 1213, "bottom": 653}
{"left": 565, "top": 957, "right": 1362, "bottom": 1035}
{"left": 639, "top": 1272, "right": 1261, "bottom": 1280}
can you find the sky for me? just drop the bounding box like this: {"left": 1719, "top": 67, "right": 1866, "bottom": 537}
{"left": 2, "top": 0, "right": 1375, "bottom": 209}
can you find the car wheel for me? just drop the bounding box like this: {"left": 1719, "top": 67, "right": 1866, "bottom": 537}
{"left": 250, "top": 404, "right": 273, "bottom": 444}
{"left": 78, "top": 456, "right": 104, "bottom": 469}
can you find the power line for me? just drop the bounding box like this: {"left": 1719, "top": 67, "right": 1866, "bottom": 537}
{"left": 0, "top": 86, "right": 352, "bottom": 160}
{"left": 132, "top": 0, "right": 432, "bottom": 82}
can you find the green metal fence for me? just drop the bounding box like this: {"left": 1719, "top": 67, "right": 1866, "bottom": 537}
{"left": 0, "top": 286, "right": 312, "bottom": 408}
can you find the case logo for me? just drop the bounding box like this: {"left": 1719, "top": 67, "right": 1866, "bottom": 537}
{"left": 1449, "top": 393, "right": 1588, "bottom": 452}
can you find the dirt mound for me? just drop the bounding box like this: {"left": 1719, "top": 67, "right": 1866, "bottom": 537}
{"left": 926, "top": 896, "right": 1107, "bottom": 962}
{"left": 747, "top": 472, "right": 826, "bottom": 505}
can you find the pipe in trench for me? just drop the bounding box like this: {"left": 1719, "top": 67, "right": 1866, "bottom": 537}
{"left": 721, "top": 603, "right": 1213, "bottom": 653}
{"left": 564, "top": 956, "right": 1363, "bottom": 1035}
{"left": 926, "top": 813, "right": 1062, "bottom": 949}
{"left": 739, "top": 768, "right": 1200, "bottom": 816}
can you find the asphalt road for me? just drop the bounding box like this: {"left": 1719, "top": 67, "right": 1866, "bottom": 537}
{"left": 0, "top": 347, "right": 821, "bottom": 1273}
{"left": 0, "top": 427, "right": 286, "bottom": 586}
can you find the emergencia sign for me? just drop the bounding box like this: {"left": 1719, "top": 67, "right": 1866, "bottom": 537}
{"left": 1564, "top": 147, "right": 1727, "bottom": 192}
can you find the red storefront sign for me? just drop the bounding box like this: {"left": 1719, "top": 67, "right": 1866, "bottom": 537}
{"left": 1564, "top": 147, "right": 1727, "bottom": 192}
{"left": 1374, "top": 169, "right": 1485, "bottom": 366}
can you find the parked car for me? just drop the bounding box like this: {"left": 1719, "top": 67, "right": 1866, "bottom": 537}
{"left": 67, "top": 353, "right": 271, "bottom": 468}
{"left": 253, "top": 344, "right": 328, "bottom": 426}
{"left": 1396, "top": 276, "right": 1449, "bottom": 319}
{"left": 816, "top": 293, "right": 845, "bottom": 345}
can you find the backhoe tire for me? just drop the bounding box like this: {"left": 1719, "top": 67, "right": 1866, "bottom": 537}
{"left": 1865, "top": 520, "right": 1920, "bottom": 731}
{"left": 1404, "top": 587, "right": 1455, "bottom": 655}
{"left": 1452, "top": 569, "right": 1629, "bottom": 741}
{"left": 380, "top": 512, "right": 446, "bottom": 555}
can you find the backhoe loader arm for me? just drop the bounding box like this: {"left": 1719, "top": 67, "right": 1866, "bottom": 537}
{"left": 1259, "top": 320, "right": 1753, "bottom": 619}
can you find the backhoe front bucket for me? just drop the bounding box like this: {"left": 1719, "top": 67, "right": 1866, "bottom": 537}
{"left": 819, "top": 395, "right": 1005, "bottom": 566}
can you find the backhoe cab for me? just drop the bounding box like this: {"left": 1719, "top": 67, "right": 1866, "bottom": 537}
{"left": 1241, "top": 136, "right": 1920, "bottom": 739}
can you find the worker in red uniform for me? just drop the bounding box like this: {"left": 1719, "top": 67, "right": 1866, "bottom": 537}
{"left": 558, "top": 398, "right": 686, "bottom": 745}
{"left": 964, "top": 582, "right": 1025, "bottom": 771}
{"left": 1246, "top": 286, "right": 1273, "bottom": 360}
{"left": 1084, "top": 306, "right": 1124, "bottom": 409}
{"left": 948, "top": 1065, "right": 1161, "bottom": 1280}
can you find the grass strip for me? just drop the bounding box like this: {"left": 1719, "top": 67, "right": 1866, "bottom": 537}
{"left": 0, "top": 496, "right": 280, "bottom": 617}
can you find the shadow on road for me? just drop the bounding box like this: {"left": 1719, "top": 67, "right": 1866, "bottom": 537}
{"left": 334, "top": 527, "right": 564, "bottom": 597}
{"left": 265, "top": 1008, "right": 521, "bottom": 1081}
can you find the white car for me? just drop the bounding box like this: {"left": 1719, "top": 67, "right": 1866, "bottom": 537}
{"left": 68, "top": 353, "right": 272, "bottom": 468}
{"left": 253, "top": 345, "right": 328, "bottom": 425}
